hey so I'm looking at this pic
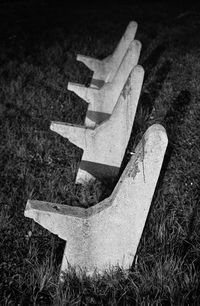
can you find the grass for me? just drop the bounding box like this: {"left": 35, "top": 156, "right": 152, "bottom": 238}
{"left": 0, "top": 0, "right": 200, "bottom": 304}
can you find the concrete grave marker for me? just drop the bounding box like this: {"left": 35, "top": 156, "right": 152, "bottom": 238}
{"left": 25, "top": 124, "right": 168, "bottom": 279}
{"left": 77, "top": 21, "right": 138, "bottom": 89}
{"left": 51, "top": 65, "right": 144, "bottom": 184}
{"left": 68, "top": 39, "right": 141, "bottom": 127}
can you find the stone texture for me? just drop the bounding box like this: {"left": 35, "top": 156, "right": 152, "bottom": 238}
{"left": 25, "top": 124, "right": 168, "bottom": 279}
{"left": 68, "top": 39, "right": 141, "bottom": 127}
{"left": 51, "top": 65, "right": 144, "bottom": 184}
{"left": 76, "top": 21, "right": 138, "bottom": 89}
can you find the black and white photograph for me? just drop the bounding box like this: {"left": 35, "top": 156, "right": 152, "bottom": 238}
{"left": 0, "top": 0, "right": 200, "bottom": 304}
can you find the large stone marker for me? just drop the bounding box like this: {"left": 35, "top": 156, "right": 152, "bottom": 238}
{"left": 25, "top": 124, "right": 168, "bottom": 279}
{"left": 77, "top": 21, "right": 138, "bottom": 89}
{"left": 51, "top": 65, "right": 144, "bottom": 184}
{"left": 68, "top": 39, "right": 141, "bottom": 127}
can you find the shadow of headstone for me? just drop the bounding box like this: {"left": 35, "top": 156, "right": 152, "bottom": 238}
{"left": 164, "top": 90, "right": 191, "bottom": 136}
{"left": 142, "top": 43, "right": 166, "bottom": 81}
{"left": 154, "top": 90, "right": 191, "bottom": 193}
{"left": 120, "top": 60, "right": 171, "bottom": 177}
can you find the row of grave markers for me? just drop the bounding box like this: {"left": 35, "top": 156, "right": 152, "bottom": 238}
{"left": 25, "top": 21, "right": 168, "bottom": 281}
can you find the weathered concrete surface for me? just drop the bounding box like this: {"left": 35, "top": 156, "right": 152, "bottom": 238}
{"left": 68, "top": 39, "right": 141, "bottom": 127}
{"left": 76, "top": 21, "right": 138, "bottom": 89}
{"left": 51, "top": 65, "right": 144, "bottom": 184}
{"left": 25, "top": 124, "right": 168, "bottom": 278}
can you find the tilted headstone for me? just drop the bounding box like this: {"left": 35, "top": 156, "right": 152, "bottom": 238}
{"left": 25, "top": 124, "right": 168, "bottom": 279}
{"left": 51, "top": 65, "right": 144, "bottom": 184}
{"left": 68, "top": 40, "right": 141, "bottom": 127}
{"left": 77, "top": 21, "right": 138, "bottom": 89}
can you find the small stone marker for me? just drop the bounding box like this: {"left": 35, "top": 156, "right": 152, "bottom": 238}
{"left": 51, "top": 65, "right": 144, "bottom": 184}
{"left": 68, "top": 40, "right": 141, "bottom": 127}
{"left": 25, "top": 124, "right": 168, "bottom": 279}
{"left": 77, "top": 21, "right": 138, "bottom": 89}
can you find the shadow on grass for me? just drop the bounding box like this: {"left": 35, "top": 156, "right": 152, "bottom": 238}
{"left": 142, "top": 42, "right": 166, "bottom": 82}
{"left": 119, "top": 59, "right": 171, "bottom": 177}
{"left": 152, "top": 90, "right": 191, "bottom": 208}
{"left": 164, "top": 90, "right": 191, "bottom": 138}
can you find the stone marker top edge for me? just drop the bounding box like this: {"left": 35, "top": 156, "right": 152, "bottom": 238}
{"left": 26, "top": 124, "right": 167, "bottom": 220}
{"left": 128, "top": 20, "right": 138, "bottom": 29}
{"left": 25, "top": 196, "right": 112, "bottom": 220}
{"left": 107, "top": 20, "right": 138, "bottom": 61}
{"left": 50, "top": 121, "right": 95, "bottom": 131}
{"left": 144, "top": 123, "right": 167, "bottom": 142}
